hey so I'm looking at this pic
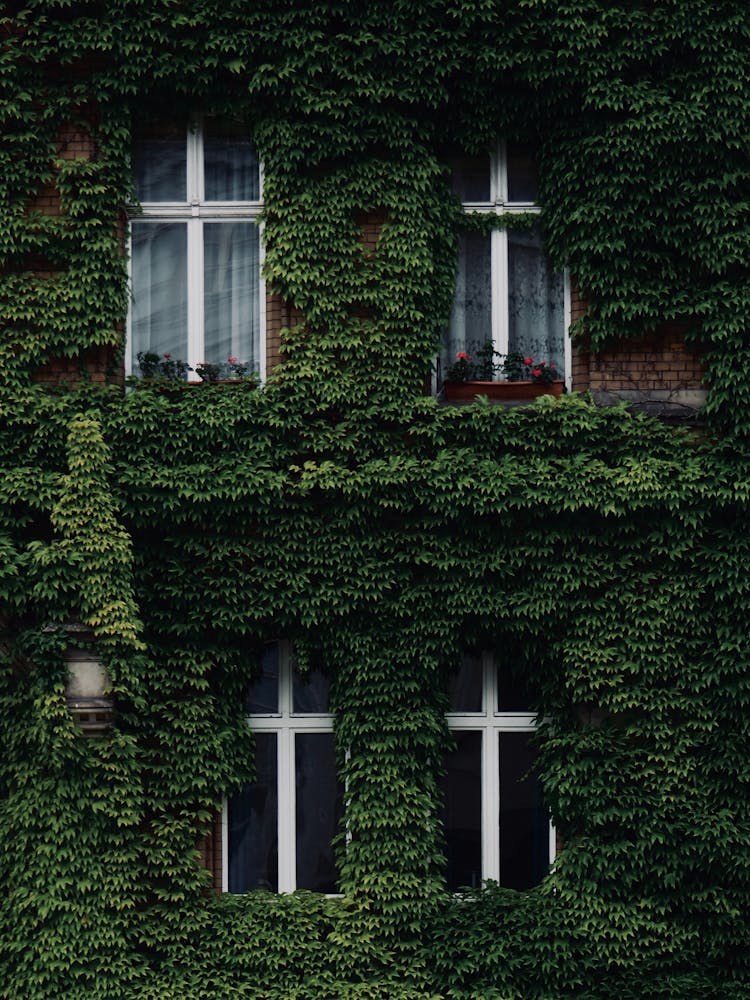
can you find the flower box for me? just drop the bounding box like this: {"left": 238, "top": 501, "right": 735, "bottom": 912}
{"left": 442, "top": 379, "right": 564, "bottom": 403}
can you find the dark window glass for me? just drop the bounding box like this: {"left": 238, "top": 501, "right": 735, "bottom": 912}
{"left": 133, "top": 131, "right": 186, "bottom": 202}
{"left": 228, "top": 733, "right": 278, "bottom": 891}
{"left": 507, "top": 144, "right": 538, "bottom": 203}
{"left": 447, "top": 653, "right": 483, "bottom": 712}
{"left": 204, "top": 120, "right": 260, "bottom": 201}
{"left": 293, "top": 668, "right": 330, "bottom": 714}
{"left": 449, "top": 154, "right": 491, "bottom": 202}
{"left": 246, "top": 645, "right": 279, "bottom": 714}
{"left": 497, "top": 663, "right": 531, "bottom": 713}
{"left": 442, "top": 730, "right": 482, "bottom": 890}
{"left": 295, "top": 733, "right": 342, "bottom": 892}
{"left": 499, "top": 732, "right": 548, "bottom": 889}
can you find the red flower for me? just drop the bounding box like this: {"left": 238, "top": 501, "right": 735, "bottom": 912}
{"left": 523, "top": 356, "right": 533, "bottom": 366}
{"left": 163, "top": 353, "right": 171, "bottom": 359}
{"left": 532, "top": 368, "right": 542, "bottom": 378}
{"left": 228, "top": 356, "right": 238, "bottom": 364}
{"left": 457, "top": 351, "right": 468, "bottom": 360}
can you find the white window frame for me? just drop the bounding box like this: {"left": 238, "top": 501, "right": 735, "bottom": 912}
{"left": 126, "top": 116, "right": 265, "bottom": 381}
{"left": 448, "top": 140, "right": 572, "bottom": 391}
{"left": 446, "top": 650, "right": 556, "bottom": 886}
{"left": 221, "top": 641, "right": 336, "bottom": 894}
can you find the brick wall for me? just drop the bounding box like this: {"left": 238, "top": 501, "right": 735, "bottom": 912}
{"left": 569, "top": 287, "right": 706, "bottom": 419}
{"left": 197, "top": 808, "right": 223, "bottom": 894}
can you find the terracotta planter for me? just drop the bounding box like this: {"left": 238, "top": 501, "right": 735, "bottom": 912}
{"left": 442, "top": 379, "right": 564, "bottom": 402}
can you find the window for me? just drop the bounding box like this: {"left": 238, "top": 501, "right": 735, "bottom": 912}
{"left": 225, "top": 643, "right": 342, "bottom": 893}
{"left": 128, "top": 118, "right": 263, "bottom": 379}
{"left": 442, "top": 651, "right": 554, "bottom": 890}
{"left": 442, "top": 142, "right": 569, "bottom": 385}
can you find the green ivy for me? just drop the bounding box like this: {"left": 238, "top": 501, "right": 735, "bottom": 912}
{"left": 1, "top": 3, "right": 750, "bottom": 998}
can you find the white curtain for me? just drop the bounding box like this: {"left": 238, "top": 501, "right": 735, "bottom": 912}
{"left": 130, "top": 222, "right": 188, "bottom": 367}
{"left": 508, "top": 228, "right": 565, "bottom": 371}
{"left": 204, "top": 136, "right": 260, "bottom": 202}
{"left": 203, "top": 222, "right": 260, "bottom": 368}
{"left": 443, "top": 231, "right": 492, "bottom": 377}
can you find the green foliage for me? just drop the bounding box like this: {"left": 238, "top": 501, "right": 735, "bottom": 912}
{"left": 1, "top": 2, "right": 750, "bottom": 998}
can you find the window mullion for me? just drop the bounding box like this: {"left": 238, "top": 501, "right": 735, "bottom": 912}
{"left": 482, "top": 724, "right": 500, "bottom": 883}
{"left": 494, "top": 227, "right": 508, "bottom": 359}
{"left": 187, "top": 219, "right": 203, "bottom": 374}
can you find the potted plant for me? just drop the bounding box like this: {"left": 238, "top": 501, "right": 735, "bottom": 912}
{"left": 195, "top": 357, "right": 258, "bottom": 385}
{"left": 132, "top": 350, "right": 193, "bottom": 381}
{"left": 442, "top": 342, "right": 564, "bottom": 402}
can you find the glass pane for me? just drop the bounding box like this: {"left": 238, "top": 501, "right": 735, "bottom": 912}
{"left": 448, "top": 653, "right": 482, "bottom": 712}
{"left": 443, "top": 231, "right": 492, "bottom": 377}
{"left": 228, "top": 733, "right": 278, "bottom": 892}
{"left": 450, "top": 154, "right": 491, "bottom": 202}
{"left": 293, "top": 669, "right": 330, "bottom": 714}
{"left": 507, "top": 144, "right": 538, "bottom": 203}
{"left": 133, "top": 134, "right": 186, "bottom": 202}
{"left": 508, "top": 228, "right": 565, "bottom": 375}
{"left": 295, "top": 733, "right": 341, "bottom": 893}
{"left": 246, "top": 645, "right": 279, "bottom": 714}
{"left": 204, "top": 120, "right": 260, "bottom": 201}
{"left": 203, "top": 222, "right": 260, "bottom": 369}
{"left": 442, "top": 731, "right": 482, "bottom": 890}
{"left": 497, "top": 663, "right": 531, "bottom": 713}
{"left": 499, "top": 732, "right": 549, "bottom": 889}
{"left": 130, "top": 222, "right": 188, "bottom": 368}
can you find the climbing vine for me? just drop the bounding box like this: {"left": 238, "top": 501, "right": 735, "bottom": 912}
{"left": 1, "top": 2, "right": 750, "bottom": 998}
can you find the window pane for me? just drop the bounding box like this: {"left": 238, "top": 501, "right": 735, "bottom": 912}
{"left": 246, "top": 645, "right": 279, "bottom": 714}
{"left": 450, "top": 154, "right": 491, "bottom": 202}
{"left": 293, "top": 669, "right": 330, "bottom": 714}
{"left": 448, "top": 653, "right": 483, "bottom": 712}
{"left": 444, "top": 231, "right": 492, "bottom": 376}
{"left": 442, "top": 730, "right": 482, "bottom": 890}
{"left": 228, "top": 733, "right": 278, "bottom": 892}
{"left": 507, "top": 144, "right": 538, "bottom": 203}
{"left": 508, "top": 228, "right": 565, "bottom": 375}
{"left": 295, "top": 733, "right": 341, "bottom": 893}
{"left": 133, "top": 135, "right": 186, "bottom": 202}
{"left": 130, "top": 222, "right": 187, "bottom": 367}
{"left": 499, "top": 732, "right": 548, "bottom": 889}
{"left": 497, "top": 663, "right": 531, "bottom": 713}
{"left": 203, "top": 222, "right": 260, "bottom": 368}
{"left": 204, "top": 121, "right": 260, "bottom": 201}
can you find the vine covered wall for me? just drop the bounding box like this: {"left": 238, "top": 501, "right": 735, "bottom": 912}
{"left": 1, "top": 2, "right": 750, "bottom": 997}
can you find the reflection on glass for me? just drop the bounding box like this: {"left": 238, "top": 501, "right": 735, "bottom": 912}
{"left": 444, "top": 231, "right": 492, "bottom": 376}
{"left": 228, "top": 733, "right": 278, "bottom": 891}
{"left": 130, "top": 222, "right": 188, "bottom": 367}
{"left": 508, "top": 228, "right": 565, "bottom": 373}
{"left": 450, "top": 154, "right": 491, "bottom": 202}
{"left": 204, "top": 121, "right": 260, "bottom": 201}
{"left": 246, "top": 645, "right": 279, "bottom": 714}
{"left": 448, "top": 653, "right": 482, "bottom": 712}
{"left": 507, "top": 144, "right": 538, "bottom": 203}
{"left": 295, "top": 734, "right": 341, "bottom": 892}
{"left": 442, "top": 731, "right": 482, "bottom": 890}
{"left": 293, "top": 669, "right": 330, "bottom": 714}
{"left": 203, "top": 222, "right": 259, "bottom": 368}
{"left": 133, "top": 136, "right": 186, "bottom": 202}
{"left": 499, "top": 732, "right": 548, "bottom": 889}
